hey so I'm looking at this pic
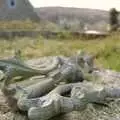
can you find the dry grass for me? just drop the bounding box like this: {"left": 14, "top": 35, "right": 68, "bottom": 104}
{"left": 0, "top": 32, "right": 120, "bottom": 71}
{"left": 0, "top": 20, "right": 38, "bottom": 30}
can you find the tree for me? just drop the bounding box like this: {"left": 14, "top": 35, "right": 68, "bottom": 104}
{"left": 109, "top": 8, "right": 119, "bottom": 31}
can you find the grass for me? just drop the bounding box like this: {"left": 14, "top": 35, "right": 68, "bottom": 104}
{"left": 0, "top": 20, "right": 38, "bottom": 30}
{"left": 0, "top": 32, "right": 120, "bottom": 71}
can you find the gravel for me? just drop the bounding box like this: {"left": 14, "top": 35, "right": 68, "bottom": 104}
{"left": 0, "top": 91, "right": 13, "bottom": 120}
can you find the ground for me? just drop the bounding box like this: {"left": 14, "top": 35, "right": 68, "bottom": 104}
{"left": 0, "top": 32, "right": 120, "bottom": 120}
{"left": 0, "top": 58, "right": 120, "bottom": 120}
{"left": 0, "top": 91, "right": 13, "bottom": 120}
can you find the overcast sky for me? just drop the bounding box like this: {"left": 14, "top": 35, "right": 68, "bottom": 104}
{"left": 29, "top": 0, "right": 120, "bottom": 11}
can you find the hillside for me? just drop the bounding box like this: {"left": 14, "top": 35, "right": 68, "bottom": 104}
{"left": 35, "top": 7, "right": 109, "bottom": 31}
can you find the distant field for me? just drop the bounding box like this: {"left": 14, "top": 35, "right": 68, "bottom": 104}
{"left": 0, "top": 32, "right": 120, "bottom": 71}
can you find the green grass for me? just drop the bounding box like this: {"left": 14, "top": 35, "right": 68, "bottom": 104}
{"left": 0, "top": 32, "right": 120, "bottom": 71}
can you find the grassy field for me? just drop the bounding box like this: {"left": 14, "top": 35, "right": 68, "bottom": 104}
{"left": 0, "top": 32, "right": 120, "bottom": 71}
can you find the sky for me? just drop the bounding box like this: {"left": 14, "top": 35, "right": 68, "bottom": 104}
{"left": 29, "top": 0, "right": 120, "bottom": 11}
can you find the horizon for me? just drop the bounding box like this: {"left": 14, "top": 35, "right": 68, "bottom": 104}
{"left": 29, "top": 0, "right": 120, "bottom": 11}
{"left": 34, "top": 6, "right": 110, "bottom": 11}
